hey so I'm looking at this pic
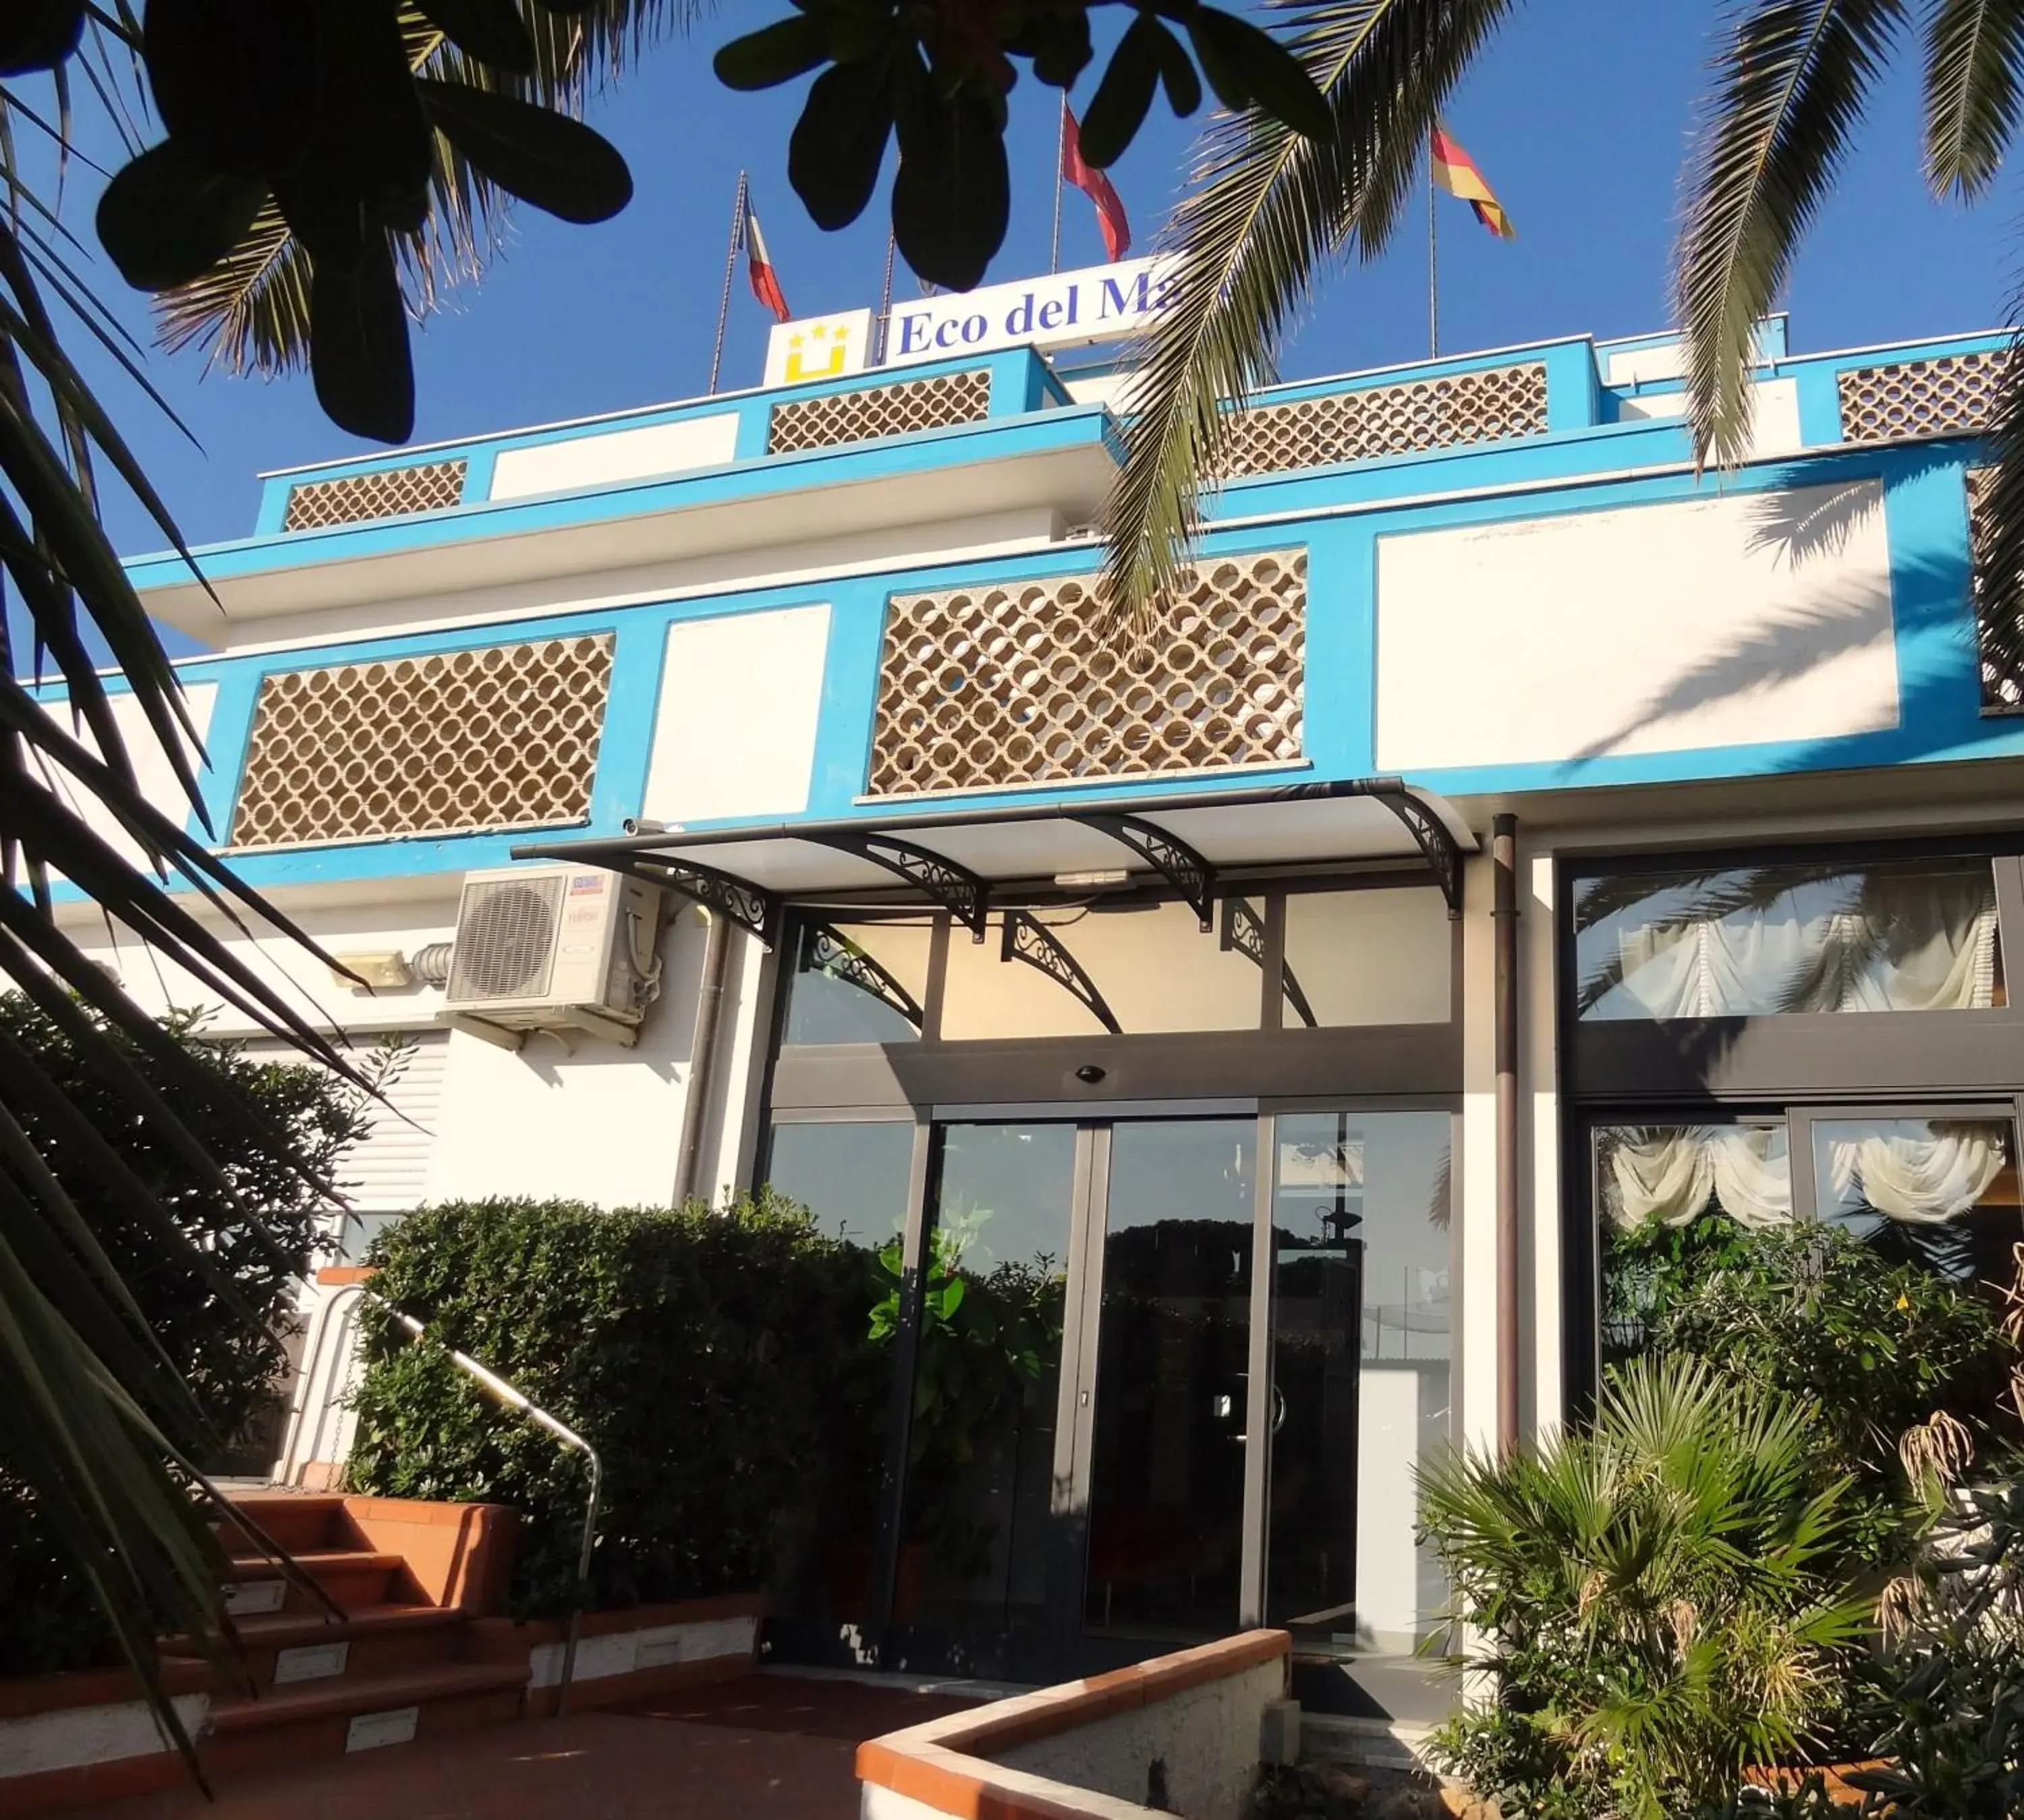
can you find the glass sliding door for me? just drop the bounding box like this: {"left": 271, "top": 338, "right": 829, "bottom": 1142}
{"left": 1081, "top": 1118, "right": 1258, "bottom": 1640}
{"left": 895, "top": 1122, "right": 1077, "bottom": 1646}
{"left": 1264, "top": 1111, "right": 1453, "bottom": 1655}
{"left": 762, "top": 1119, "right": 922, "bottom": 1637}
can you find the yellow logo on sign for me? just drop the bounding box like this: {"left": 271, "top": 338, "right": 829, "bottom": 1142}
{"left": 785, "top": 320, "right": 853, "bottom": 383}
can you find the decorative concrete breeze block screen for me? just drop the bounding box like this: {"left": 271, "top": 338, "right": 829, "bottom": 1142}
{"left": 229, "top": 635, "right": 613, "bottom": 848}
{"left": 768, "top": 369, "right": 992, "bottom": 453}
{"left": 281, "top": 459, "right": 468, "bottom": 530}
{"left": 868, "top": 548, "right": 1305, "bottom": 796}
{"left": 1838, "top": 350, "right": 2007, "bottom": 444}
{"left": 1219, "top": 362, "right": 1549, "bottom": 476}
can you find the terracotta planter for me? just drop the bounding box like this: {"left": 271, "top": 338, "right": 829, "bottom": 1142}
{"left": 1438, "top": 1763, "right": 1889, "bottom": 1816}
{"left": 1745, "top": 1761, "right": 1890, "bottom": 1807}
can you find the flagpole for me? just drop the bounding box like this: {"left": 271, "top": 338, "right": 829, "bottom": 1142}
{"left": 1427, "top": 142, "right": 1439, "bottom": 361}
{"left": 875, "top": 229, "right": 896, "bottom": 366}
{"left": 708, "top": 171, "right": 747, "bottom": 397}
{"left": 1050, "top": 94, "right": 1065, "bottom": 275}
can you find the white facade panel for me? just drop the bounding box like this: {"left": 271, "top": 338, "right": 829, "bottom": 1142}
{"left": 1374, "top": 481, "right": 1900, "bottom": 771}
{"left": 640, "top": 604, "right": 830, "bottom": 825}
{"left": 487, "top": 414, "right": 740, "bottom": 499}
{"left": 26, "top": 684, "right": 217, "bottom": 874}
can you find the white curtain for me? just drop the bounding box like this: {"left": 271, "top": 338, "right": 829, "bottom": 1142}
{"left": 1613, "top": 885, "right": 1996, "bottom": 1019}
{"left": 1603, "top": 1127, "right": 1793, "bottom": 1230}
{"left": 1826, "top": 1130, "right": 2004, "bottom": 1224}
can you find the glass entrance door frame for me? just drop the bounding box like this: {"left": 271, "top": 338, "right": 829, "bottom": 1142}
{"left": 766, "top": 1093, "right": 1459, "bottom": 1677}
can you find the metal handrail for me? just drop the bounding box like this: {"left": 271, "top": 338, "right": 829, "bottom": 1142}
{"left": 302, "top": 1282, "right": 604, "bottom": 1715}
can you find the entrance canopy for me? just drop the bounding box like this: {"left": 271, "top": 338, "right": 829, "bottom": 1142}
{"left": 514, "top": 778, "right": 1474, "bottom": 950}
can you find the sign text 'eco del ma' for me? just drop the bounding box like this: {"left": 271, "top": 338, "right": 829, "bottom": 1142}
{"left": 884, "top": 258, "right": 1175, "bottom": 366}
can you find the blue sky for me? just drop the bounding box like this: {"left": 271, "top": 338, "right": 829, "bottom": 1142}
{"left": 16, "top": 0, "right": 2018, "bottom": 631}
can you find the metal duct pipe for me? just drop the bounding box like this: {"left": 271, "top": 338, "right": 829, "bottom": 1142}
{"left": 672, "top": 907, "right": 733, "bottom": 1205}
{"left": 1492, "top": 814, "right": 1520, "bottom": 1455}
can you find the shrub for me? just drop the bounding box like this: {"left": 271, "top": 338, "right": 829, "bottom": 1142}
{"left": 345, "top": 1194, "right": 887, "bottom": 1617}
{"left": 1846, "top": 1471, "right": 2024, "bottom": 1817}
{"left": 0, "top": 997, "right": 367, "bottom": 1675}
{"left": 1647, "top": 1221, "right": 2011, "bottom": 1498}
{"left": 1418, "top": 1355, "right": 1872, "bottom": 1820}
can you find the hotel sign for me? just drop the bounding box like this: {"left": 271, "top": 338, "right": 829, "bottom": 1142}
{"left": 763, "top": 308, "right": 874, "bottom": 387}
{"left": 882, "top": 258, "right": 1175, "bottom": 367}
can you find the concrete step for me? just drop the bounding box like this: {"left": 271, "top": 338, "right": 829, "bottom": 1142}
{"left": 222, "top": 1549, "right": 408, "bottom": 1618}
{"left": 171, "top": 1605, "right": 470, "bottom": 1690}
{"left": 200, "top": 1660, "right": 528, "bottom": 1779}
{"left": 1300, "top": 1712, "right": 1438, "bottom": 1774}
{"left": 212, "top": 1493, "right": 350, "bottom": 1558}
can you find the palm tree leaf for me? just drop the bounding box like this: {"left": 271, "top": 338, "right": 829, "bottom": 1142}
{"left": 1925, "top": 0, "right": 2024, "bottom": 198}
{"left": 154, "top": 0, "right": 706, "bottom": 373}
{"left": 1100, "top": 0, "right": 1515, "bottom": 627}
{"left": 1678, "top": 0, "right": 1908, "bottom": 470}
{"left": 1971, "top": 294, "right": 2024, "bottom": 700}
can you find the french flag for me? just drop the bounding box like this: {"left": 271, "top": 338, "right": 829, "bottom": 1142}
{"left": 743, "top": 196, "right": 790, "bottom": 322}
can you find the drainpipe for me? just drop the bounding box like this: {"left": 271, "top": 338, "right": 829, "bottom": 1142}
{"left": 1492, "top": 814, "right": 1521, "bottom": 1456}
{"left": 672, "top": 907, "right": 733, "bottom": 1206}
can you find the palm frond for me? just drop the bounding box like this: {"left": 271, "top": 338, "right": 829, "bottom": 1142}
{"left": 154, "top": 0, "right": 706, "bottom": 374}
{"left": 1971, "top": 284, "right": 2024, "bottom": 698}
{"left": 1924, "top": 0, "right": 2024, "bottom": 198}
{"left": 1679, "top": 0, "right": 1907, "bottom": 470}
{"left": 0, "top": 49, "right": 375, "bottom": 1751}
{"left": 1099, "top": 0, "right": 1515, "bottom": 628}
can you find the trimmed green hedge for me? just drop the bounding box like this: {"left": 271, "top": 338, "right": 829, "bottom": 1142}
{"left": 345, "top": 1195, "right": 887, "bottom": 1616}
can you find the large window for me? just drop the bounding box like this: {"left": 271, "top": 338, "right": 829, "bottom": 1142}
{"left": 1592, "top": 1106, "right": 2024, "bottom": 1375}
{"left": 1572, "top": 856, "right": 2003, "bottom": 1021}
{"left": 774, "top": 884, "right": 1454, "bottom": 1049}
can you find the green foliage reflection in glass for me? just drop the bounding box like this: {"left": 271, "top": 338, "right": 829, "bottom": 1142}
{"left": 869, "top": 1205, "right": 1065, "bottom": 1576}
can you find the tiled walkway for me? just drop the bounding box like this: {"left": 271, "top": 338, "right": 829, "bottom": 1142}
{"left": 68, "top": 1676, "right": 982, "bottom": 1819}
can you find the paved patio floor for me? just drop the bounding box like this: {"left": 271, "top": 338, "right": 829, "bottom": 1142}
{"left": 69, "top": 1675, "right": 982, "bottom": 1819}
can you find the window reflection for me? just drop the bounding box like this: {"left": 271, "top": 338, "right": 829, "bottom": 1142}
{"left": 898, "top": 1125, "right": 1073, "bottom": 1639}
{"left": 762, "top": 1120, "right": 916, "bottom": 1628}
{"left": 1573, "top": 859, "right": 2002, "bottom": 1021}
{"left": 1811, "top": 1116, "right": 2021, "bottom": 1284}
{"left": 1084, "top": 1120, "right": 1256, "bottom": 1639}
{"left": 1593, "top": 1122, "right": 1793, "bottom": 1363}
{"left": 1267, "top": 1112, "right": 1451, "bottom": 1651}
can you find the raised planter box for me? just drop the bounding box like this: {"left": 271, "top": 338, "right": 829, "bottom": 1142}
{"left": 465, "top": 1591, "right": 764, "bottom": 1717}
{"left": 858, "top": 1630, "right": 1291, "bottom": 1820}
{"left": 0, "top": 1659, "right": 214, "bottom": 1815}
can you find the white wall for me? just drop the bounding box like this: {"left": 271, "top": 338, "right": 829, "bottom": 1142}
{"left": 640, "top": 604, "right": 830, "bottom": 826}
{"left": 73, "top": 899, "right": 459, "bottom": 1039}
{"left": 487, "top": 414, "right": 741, "bottom": 500}
{"left": 1375, "top": 480, "right": 1900, "bottom": 770}
{"left": 25, "top": 683, "right": 217, "bottom": 874}
{"left": 994, "top": 1657, "right": 1287, "bottom": 1820}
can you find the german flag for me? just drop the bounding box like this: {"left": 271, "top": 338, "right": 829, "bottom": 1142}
{"left": 1431, "top": 125, "right": 1515, "bottom": 241}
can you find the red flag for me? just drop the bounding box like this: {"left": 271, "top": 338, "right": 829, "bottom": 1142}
{"left": 1061, "top": 105, "right": 1131, "bottom": 263}
{"left": 743, "top": 196, "right": 791, "bottom": 321}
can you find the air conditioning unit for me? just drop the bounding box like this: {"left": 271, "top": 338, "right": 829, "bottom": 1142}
{"left": 443, "top": 865, "right": 663, "bottom": 1048}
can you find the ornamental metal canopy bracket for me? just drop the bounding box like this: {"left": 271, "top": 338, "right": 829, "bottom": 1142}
{"left": 1070, "top": 812, "right": 1218, "bottom": 930}
{"left": 808, "top": 830, "right": 992, "bottom": 942}
{"left": 1371, "top": 790, "right": 1463, "bottom": 916}
{"left": 627, "top": 855, "right": 782, "bottom": 948}
{"left": 1003, "top": 909, "right": 1122, "bottom": 1034}
{"left": 803, "top": 922, "right": 924, "bottom": 1030}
